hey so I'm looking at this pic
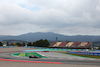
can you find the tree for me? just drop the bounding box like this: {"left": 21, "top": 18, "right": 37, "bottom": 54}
{"left": 0, "top": 42, "right": 3, "bottom": 46}
{"left": 16, "top": 43, "right": 22, "bottom": 46}
{"left": 6, "top": 42, "right": 9, "bottom": 46}
{"left": 27, "top": 42, "right": 33, "bottom": 46}
{"left": 33, "top": 39, "right": 50, "bottom": 47}
{"left": 98, "top": 46, "right": 100, "bottom": 49}
{"left": 44, "top": 39, "right": 50, "bottom": 47}
{"left": 22, "top": 43, "right": 25, "bottom": 46}
{"left": 33, "top": 42, "right": 36, "bottom": 46}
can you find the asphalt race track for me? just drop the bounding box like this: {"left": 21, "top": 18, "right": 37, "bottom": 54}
{"left": 0, "top": 47, "right": 100, "bottom": 67}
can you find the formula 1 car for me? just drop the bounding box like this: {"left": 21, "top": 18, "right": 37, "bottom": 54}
{"left": 29, "top": 55, "right": 41, "bottom": 58}
{"left": 43, "top": 51, "right": 49, "bottom": 52}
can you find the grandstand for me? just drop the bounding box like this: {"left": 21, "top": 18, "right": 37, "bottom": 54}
{"left": 78, "top": 42, "right": 88, "bottom": 47}
{"left": 86, "top": 42, "right": 92, "bottom": 47}
{"left": 53, "top": 42, "right": 62, "bottom": 47}
{"left": 50, "top": 42, "right": 93, "bottom": 49}
{"left": 59, "top": 42, "right": 67, "bottom": 47}
{"left": 71, "top": 42, "right": 81, "bottom": 47}
{"left": 49, "top": 42, "right": 56, "bottom": 47}
{"left": 65, "top": 42, "right": 74, "bottom": 47}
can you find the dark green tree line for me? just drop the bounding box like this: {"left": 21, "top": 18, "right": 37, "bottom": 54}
{"left": 33, "top": 39, "right": 50, "bottom": 47}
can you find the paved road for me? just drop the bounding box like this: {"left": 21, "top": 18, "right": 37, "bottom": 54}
{"left": 38, "top": 52, "right": 98, "bottom": 60}
{"left": 0, "top": 47, "right": 100, "bottom": 67}
{"left": 0, "top": 51, "right": 100, "bottom": 66}
{"left": 0, "top": 60, "right": 100, "bottom": 67}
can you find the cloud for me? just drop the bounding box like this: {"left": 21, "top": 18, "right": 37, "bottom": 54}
{"left": 0, "top": 0, "right": 100, "bottom": 35}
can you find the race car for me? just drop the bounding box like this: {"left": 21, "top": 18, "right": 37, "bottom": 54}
{"left": 29, "top": 55, "right": 41, "bottom": 58}
{"left": 43, "top": 51, "right": 49, "bottom": 52}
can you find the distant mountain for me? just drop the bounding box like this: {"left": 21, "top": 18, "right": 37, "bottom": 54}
{"left": 0, "top": 32, "right": 100, "bottom": 42}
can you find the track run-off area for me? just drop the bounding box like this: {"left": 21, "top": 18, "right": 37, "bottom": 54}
{"left": 0, "top": 47, "right": 100, "bottom": 67}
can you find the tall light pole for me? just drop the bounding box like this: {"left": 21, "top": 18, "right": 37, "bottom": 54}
{"left": 56, "top": 37, "right": 58, "bottom": 47}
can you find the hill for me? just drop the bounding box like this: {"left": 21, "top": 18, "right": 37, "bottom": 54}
{"left": 0, "top": 32, "right": 100, "bottom": 42}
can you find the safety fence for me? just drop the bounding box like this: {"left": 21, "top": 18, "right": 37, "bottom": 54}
{"left": 0, "top": 46, "right": 18, "bottom": 48}
{"left": 67, "top": 51, "right": 100, "bottom": 56}
{"left": 22, "top": 46, "right": 95, "bottom": 51}
{"left": 0, "top": 46, "right": 100, "bottom": 52}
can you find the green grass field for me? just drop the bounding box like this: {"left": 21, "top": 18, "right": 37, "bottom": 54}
{"left": 12, "top": 52, "right": 47, "bottom": 58}
{"left": 62, "top": 52, "right": 100, "bottom": 59}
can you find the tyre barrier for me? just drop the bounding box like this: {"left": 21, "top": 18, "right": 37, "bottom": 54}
{"left": 67, "top": 51, "right": 100, "bottom": 56}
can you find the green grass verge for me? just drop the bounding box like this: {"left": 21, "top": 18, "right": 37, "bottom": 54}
{"left": 61, "top": 52, "right": 100, "bottom": 59}
{"left": 12, "top": 52, "right": 47, "bottom": 58}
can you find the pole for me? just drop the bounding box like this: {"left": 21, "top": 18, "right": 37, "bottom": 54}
{"left": 56, "top": 37, "right": 58, "bottom": 47}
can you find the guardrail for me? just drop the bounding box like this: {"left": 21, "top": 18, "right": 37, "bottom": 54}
{"left": 0, "top": 46, "right": 100, "bottom": 52}
{"left": 0, "top": 46, "right": 18, "bottom": 48}
{"left": 67, "top": 51, "right": 100, "bottom": 56}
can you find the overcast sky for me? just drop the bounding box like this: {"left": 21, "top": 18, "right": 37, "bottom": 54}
{"left": 0, "top": 0, "right": 100, "bottom": 36}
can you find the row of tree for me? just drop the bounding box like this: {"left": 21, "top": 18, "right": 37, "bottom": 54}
{"left": 0, "top": 39, "right": 50, "bottom": 47}
{"left": 27, "top": 39, "right": 50, "bottom": 47}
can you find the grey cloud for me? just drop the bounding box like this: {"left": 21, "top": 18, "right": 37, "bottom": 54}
{"left": 0, "top": 0, "right": 100, "bottom": 35}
